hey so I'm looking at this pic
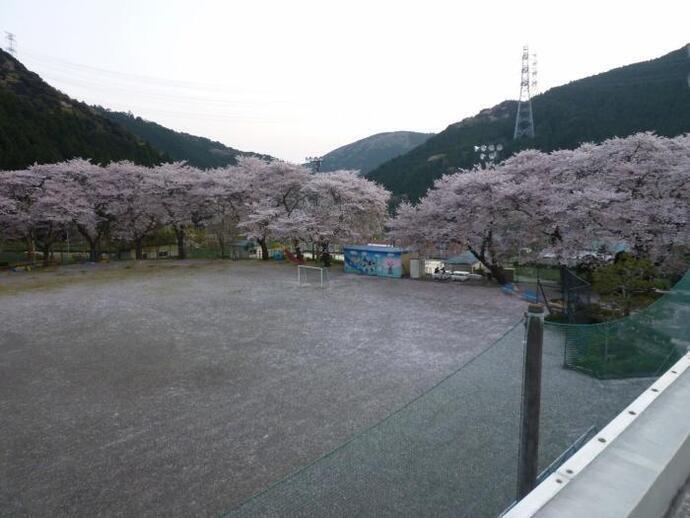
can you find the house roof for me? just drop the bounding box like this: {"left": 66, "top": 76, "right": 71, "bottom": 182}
{"left": 343, "top": 244, "right": 405, "bottom": 253}
{"left": 445, "top": 251, "right": 479, "bottom": 265}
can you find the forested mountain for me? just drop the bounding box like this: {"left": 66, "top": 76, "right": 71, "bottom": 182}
{"left": 0, "top": 49, "right": 164, "bottom": 170}
{"left": 367, "top": 45, "right": 690, "bottom": 201}
{"left": 320, "top": 131, "right": 433, "bottom": 174}
{"left": 96, "top": 109, "right": 271, "bottom": 168}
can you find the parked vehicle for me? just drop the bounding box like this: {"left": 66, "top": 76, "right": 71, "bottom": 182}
{"left": 450, "top": 271, "right": 482, "bottom": 282}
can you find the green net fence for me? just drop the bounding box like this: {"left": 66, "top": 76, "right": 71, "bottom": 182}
{"left": 555, "top": 272, "right": 690, "bottom": 379}
{"left": 227, "top": 322, "right": 527, "bottom": 517}
{"left": 227, "top": 272, "right": 690, "bottom": 517}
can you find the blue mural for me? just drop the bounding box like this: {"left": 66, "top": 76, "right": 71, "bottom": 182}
{"left": 343, "top": 245, "right": 403, "bottom": 278}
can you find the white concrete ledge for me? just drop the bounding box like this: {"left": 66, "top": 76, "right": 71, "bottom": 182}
{"left": 505, "top": 351, "right": 690, "bottom": 518}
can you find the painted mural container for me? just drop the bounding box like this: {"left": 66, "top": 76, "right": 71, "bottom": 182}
{"left": 343, "top": 245, "right": 404, "bottom": 278}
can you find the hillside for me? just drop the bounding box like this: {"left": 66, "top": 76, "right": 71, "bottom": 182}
{"left": 320, "top": 131, "right": 433, "bottom": 174}
{"left": 0, "top": 49, "right": 163, "bottom": 170}
{"left": 368, "top": 45, "right": 690, "bottom": 201}
{"left": 96, "top": 109, "right": 271, "bottom": 168}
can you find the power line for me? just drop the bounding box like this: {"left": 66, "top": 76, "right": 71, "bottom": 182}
{"left": 20, "top": 48, "right": 259, "bottom": 95}
{"left": 15, "top": 49, "right": 299, "bottom": 126}
{"left": 10, "top": 49, "right": 295, "bottom": 126}
{"left": 20, "top": 58, "right": 287, "bottom": 106}
{"left": 33, "top": 68, "right": 277, "bottom": 110}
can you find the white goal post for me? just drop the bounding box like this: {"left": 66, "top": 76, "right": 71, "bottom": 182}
{"left": 297, "top": 265, "right": 328, "bottom": 288}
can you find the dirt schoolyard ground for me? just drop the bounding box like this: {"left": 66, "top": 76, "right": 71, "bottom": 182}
{"left": 1, "top": 260, "right": 528, "bottom": 516}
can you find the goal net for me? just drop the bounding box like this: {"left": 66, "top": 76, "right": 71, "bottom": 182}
{"left": 297, "top": 265, "right": 328, "bottom": 288}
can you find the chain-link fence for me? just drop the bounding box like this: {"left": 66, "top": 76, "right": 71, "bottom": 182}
{"left": 561, "top": 267, "right": 592, "bottom": 323}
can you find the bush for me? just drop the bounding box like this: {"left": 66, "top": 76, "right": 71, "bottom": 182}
{"left": 591, "top": 255, "right": 667, "bottom": 318}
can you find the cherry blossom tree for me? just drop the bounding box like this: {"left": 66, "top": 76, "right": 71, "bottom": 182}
{"left": 0, "top": 185, "right": 19, "bottom": 259}
{"left": 0, "top": 169, "right": 40, "bottom": 260}
{"left": 151, "top": 162, "right": 212, "bottom": 260}
{"left": 499, "top": 134, "right": 689, "bottom": 267}
{"left": 0, "top": 164, "right": 92, "bottom": 265}
{"left": 291, "top": 170, "right": 390, "bottom": 256}
{"left": 1, "top": 132, "right": 682, "bottom": 274}
{"left": 191, "top": 166, "right": 250, "bottom": 258}
{"left": 0, "top": 186, "right": 17, "bottom": 233}
{"left": 569, "top": 133, "right": 689, "bottom": 265}
{"left": 236, "top": 157, "right": 311, "bottom": 260}
{"left": 388, "top": 167, "right": 519, "bottom": 283}
{"left": 106, "top": 161, "right": 166, "bottom": 259}
{"left": 389, "top": 132, "right": 690, "bottom": 281}
{"left": 57, "top": 159, "right": 119, "bottom": 262}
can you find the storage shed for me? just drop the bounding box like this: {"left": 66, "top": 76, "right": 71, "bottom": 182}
{"left": 444, "top": 251, "right": 481, "bottom": 272}
{"left": 343, "top": 245, "right": 408, "bottom": 278}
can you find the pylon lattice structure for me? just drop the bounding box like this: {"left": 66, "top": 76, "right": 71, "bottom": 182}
{"left": 4, "top": 32, "right": 16, "bottom": 55}
{"left": 5, "top": 31, "right": 17, "bottom": 56}
{"left": 514, "top": 45, "right": 535, "bottom": 139}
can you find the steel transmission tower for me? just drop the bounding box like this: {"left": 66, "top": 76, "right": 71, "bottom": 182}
{"left": 4, "top": 32, "right": 16, "bottom": 56}
{"left": 513, "top": 45, "right": 535, "bottom": 139}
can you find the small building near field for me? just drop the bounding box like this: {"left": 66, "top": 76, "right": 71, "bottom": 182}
{"left": 444, "top": 251, "right": 482, "bottom": 272}
{"left": 128, "top": 244, "right": 178, "bottom": 260}
{"left": 228, "top": 240, "right": 257, "bottom": 259}
{"left": 343, "top": 244, "right": 410, "bottom": 278}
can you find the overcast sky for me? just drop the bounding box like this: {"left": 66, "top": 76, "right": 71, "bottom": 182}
{"left": 1, "top": 0, "right": 688, "bottom": 162}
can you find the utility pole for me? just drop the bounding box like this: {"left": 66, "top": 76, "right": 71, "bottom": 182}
{"left": 517, "top": 303, "right": 544, "bottom": 499}
{"left": 4, "top": 32, "right": 16, "bottom": 56}
{"left": 305, "top": 155, "right": 322, "bottom": 261}
{"left": 305, "top": 156, "right": 322, "bottom": 173}
{"left": 514, "top": 45, "right": 536, "bottom": 139}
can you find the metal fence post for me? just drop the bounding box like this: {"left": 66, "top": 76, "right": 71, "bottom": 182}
{"left": 517, "top": 303, "right": 545, "bottom": 500}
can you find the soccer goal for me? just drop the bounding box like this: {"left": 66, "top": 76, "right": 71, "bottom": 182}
{"left": 297, "top": 265, "right": 328, "bottom": 288}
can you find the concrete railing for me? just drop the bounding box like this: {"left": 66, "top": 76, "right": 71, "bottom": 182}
{"left": 505, "top": 351, "right": 690, "bottom": 518}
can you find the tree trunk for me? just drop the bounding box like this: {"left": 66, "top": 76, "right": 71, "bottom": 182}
{"left": 622, "top": 286, "right": 631, "bottom": 316}
{"left": 135, "top": 238, "right": 144, "bottom": 260}
{"left": 321, "top": 241, "right": 331, "bottom": 267}
{"left": 87, "top": 237, "right": 100, "bottom": 262}
{"left": 41, "top": 243, "right": 52, "bottom": 267}
{"left": 488, "top": 264, "right": 507, "bottom": 285}
{"left": 218, "top": 233, "right": 226, "bottom": 259}
{"left": 26, "top": 237, "right": 36, "bottom": 264}
{"left": 468, "top": 244, "right": 506, "bottom": 285}
{"left": 77, "top": 226, "right": 101, "bottom": 263}
{"left": 293, "top": 239, "right": 303, "bottom": 261}
{"left": 259, "top": 238, "right": 269, "bottom": 261}
{"left": 175, "top": 227, "right": 186, "bottom": 260}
